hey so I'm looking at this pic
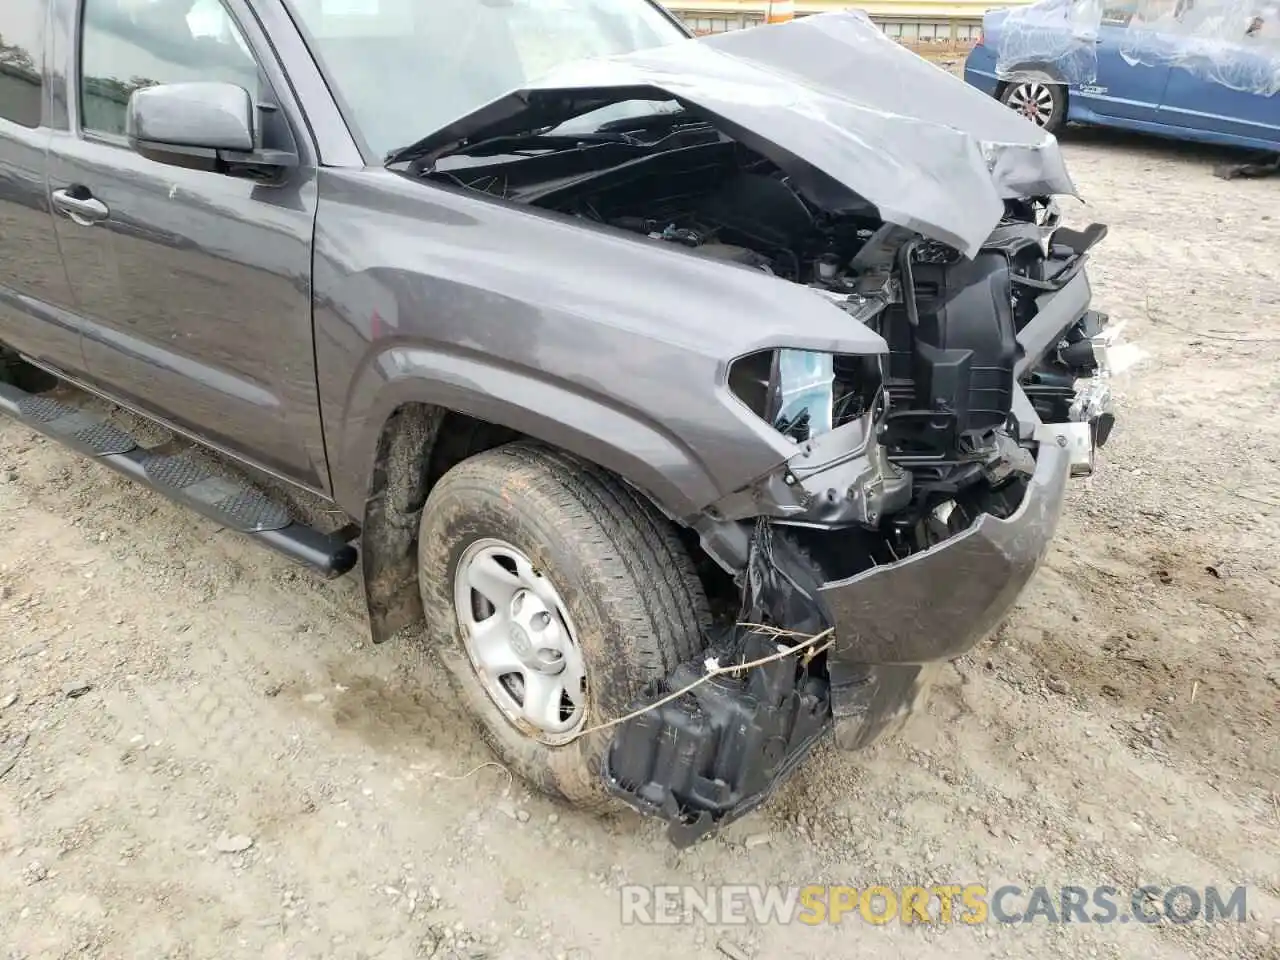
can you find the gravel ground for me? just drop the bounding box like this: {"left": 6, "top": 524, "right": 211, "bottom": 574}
{"left": 1, "top": 127, "right": 1278, "bottom": 960}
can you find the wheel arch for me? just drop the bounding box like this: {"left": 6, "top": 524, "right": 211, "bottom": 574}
{"left": 995, "top": 68, "right": 1071, "bottom": 133}
{"left": 995, "top": 64, "right": 1072, "bottom": 103}
{"left": 357, "top": 389, "right": 721, "bottom": 646}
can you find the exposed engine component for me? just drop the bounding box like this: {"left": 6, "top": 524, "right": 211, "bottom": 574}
{"left": 691, "top": 172, "right": 816, "bottom": 260}
{"left": 690, "top": 242, "right": 774, "bottom": 271}
{"left": 872, "top": 249, "right": 1018, "bottom": 461}
{"left": 536, "top": 167, "right": 1032, "bottom": 477}
{"left": 531, "top": 160, "right": 1101, "bottom": 529}
{"left": 435, "top": 127, "right": 1109, "bottom": 536}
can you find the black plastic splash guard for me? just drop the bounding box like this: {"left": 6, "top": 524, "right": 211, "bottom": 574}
{"left": 602, "top": 521, "right": 834, "bottom": 847}
{"left": 602, "top": 630, "right": 831, "bottom": 847}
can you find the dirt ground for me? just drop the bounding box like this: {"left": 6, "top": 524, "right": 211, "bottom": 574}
{"left": 2, "top": 127, "right": 1279, "bottom": 960}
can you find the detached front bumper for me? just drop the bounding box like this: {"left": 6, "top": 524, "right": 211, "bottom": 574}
{"left": 604, "top": 440, "right": 1072, "bottom": 846}
{"left": 820, "top": 440, "right": 1069, "bottom": 750}
{"left": 822, "top": 439, "right": 1069, "bottom": 665}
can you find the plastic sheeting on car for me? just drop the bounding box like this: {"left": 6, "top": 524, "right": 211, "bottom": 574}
{"left": 996, "top": 0, "right": 1280, "bottom": 96}
{"left": 1120, "top": 0, "right": 1280, "bottom": 96}
{"left": 995, "top": 0, "right": 1106, "bottom": 86}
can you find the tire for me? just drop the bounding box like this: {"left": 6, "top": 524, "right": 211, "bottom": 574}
{"left": 417, "top": 441, "right": 710, "bottom": 810}
{"left": 999, "top": 80, "right": 1066, "bottom": 134}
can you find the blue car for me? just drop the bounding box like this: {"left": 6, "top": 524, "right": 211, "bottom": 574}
{"left": 964, "top": 0, "right": 1280, "bottom": 151}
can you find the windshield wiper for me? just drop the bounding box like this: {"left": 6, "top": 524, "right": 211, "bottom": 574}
{"left": 387, "top": 129, "right": 640, "bottom": 168}
{"left": 450, "top": 129, "right": 644, "bottom": 156}
{"left": 592, "top": 108, "right": 700, "bottom": 133}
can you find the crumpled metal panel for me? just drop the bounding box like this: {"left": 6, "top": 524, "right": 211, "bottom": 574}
{"left": 1121, "top": 0, "right": 1280, "bottom": 96}
{"left": 996, "top": 0, "right": 1280, "bottom": 97}
{"left": 995, "top": 0, "right": 1107, "bottom": 85}
{"left": 818, "top": 442, "right": 1071, "bottom": 665}
{"left": 411, "top": 11, "right": 1078, "bottom": 258}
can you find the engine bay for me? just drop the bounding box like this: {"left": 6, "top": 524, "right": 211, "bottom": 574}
{"left": 433, "top": 130, "right": 886, "bottom": 290}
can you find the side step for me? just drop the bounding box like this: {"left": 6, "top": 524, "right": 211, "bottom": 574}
{"left": 0, "top": 381, "right": 357, "bottom": 578}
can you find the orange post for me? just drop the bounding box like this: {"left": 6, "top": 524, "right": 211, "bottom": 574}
{"left": 766, "top": 0, "right": 796, "bottom": 23}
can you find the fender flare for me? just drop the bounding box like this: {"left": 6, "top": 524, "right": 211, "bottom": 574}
{"left": 334, "top": 346, "right": 729, "bottom": 645}
{"left": 332, "top": 344, "right": 724, "bottom": 519}
{"left": 995, "top": 63, "right": 1074, "bottom": 89}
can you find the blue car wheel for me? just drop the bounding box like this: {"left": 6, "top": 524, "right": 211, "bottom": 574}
{"left": 1000, "top": 80, "right": 1067, "bottom": 133}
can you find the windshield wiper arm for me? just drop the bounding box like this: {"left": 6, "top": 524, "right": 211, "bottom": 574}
{"left": 451, "top": 130, "right": 643, "bottom": 155}
{"left": 386, "top": 129, "right": 639, "bottom": 167}
{"left": 593, "top": 108, "right": 698, "bottom": 133}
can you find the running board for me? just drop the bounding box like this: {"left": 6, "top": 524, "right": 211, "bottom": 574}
{"left": 0, "top": 381, "right": 357, "bottom": 578}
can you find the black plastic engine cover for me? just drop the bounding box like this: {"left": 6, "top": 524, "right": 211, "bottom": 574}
{"left": 694, "top": 173, "right": 815, "bottom": 252}
{"left": 882, "top": 252, "right": 1018, "bottom": 454}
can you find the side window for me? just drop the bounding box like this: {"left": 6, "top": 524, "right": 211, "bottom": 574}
{"left": 0, "top": 0, "right": 45, "bottom": 128}
{"left": 80, "top": 0, "right": 260, "bottom": 137}
{"left": 1101, "top": 2, "right": 1137, "bottom": 26}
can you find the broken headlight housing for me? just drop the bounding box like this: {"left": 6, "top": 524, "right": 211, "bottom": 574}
{"left": 728, "top": 349, "right": 884, "bottom": 443}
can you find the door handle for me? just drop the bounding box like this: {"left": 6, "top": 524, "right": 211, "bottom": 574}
{"left": 52, "top": 188, "right": 110, "bottom": 227}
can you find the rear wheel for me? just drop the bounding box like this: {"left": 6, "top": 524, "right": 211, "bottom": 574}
{"left": 1000, "top": 80, "right": 1066, "bottom": 133}
{"left": 417, "top": 441, "right": 710, "bottom": 809}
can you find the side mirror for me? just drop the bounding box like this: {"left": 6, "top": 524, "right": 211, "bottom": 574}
{"left": 126, "top": 81, "right": 297, "bottom": 179}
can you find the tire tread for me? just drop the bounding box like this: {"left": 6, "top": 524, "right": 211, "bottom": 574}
{"left": 416, "top": 440, "right": 710, "bottom": 809}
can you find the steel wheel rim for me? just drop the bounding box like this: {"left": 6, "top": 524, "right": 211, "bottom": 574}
{"left": 452, "top": 538, "right": 588, "bottom": 743}
{"left": 1007, "top": 82, "right": 1055, "bottom": 126}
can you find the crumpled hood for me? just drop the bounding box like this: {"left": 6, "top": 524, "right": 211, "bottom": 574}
{"left": 410, "top": 10, "right": 1077, "bottom": 258}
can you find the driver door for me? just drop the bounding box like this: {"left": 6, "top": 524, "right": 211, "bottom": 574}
{"left": 46, "top": 0, "right": 330, "bottom": 490}
{"left": 1155, "top": 25, "right": 1280, "bottom": 145}
{"left": 1079, "top": 3, "right": 1173, "bottom": 123}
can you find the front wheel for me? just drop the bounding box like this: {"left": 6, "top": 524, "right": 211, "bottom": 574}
{"left": 1000, "top": 80, "right": 1066, "bottom": 133}
{"left": 417, "top": 441, "right": 710, "bottom": 810}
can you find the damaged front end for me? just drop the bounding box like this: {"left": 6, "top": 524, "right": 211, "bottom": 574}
{"left": 390, "top": 10, "right": 1133, "bottom": 844}
{"left": 602, "top": 213, "right": 1127, "bottom": 847}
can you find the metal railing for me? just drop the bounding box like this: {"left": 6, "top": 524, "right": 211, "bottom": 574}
{"left": 663, "top": 0, "right": 1030, "bottom": 43}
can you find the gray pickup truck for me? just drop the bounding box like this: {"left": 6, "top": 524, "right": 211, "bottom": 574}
{"left": 0, "top": 0, "right": 1122, "bottom": 844}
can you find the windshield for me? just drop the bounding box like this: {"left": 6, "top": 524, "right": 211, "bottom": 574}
{"left": 287, "top": 0, "right": 689, "bottom": 159}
